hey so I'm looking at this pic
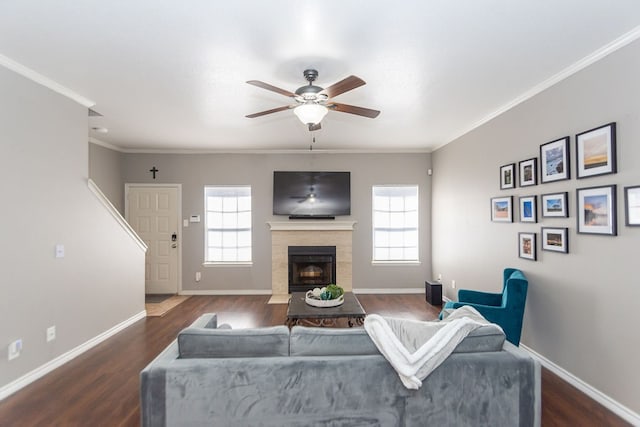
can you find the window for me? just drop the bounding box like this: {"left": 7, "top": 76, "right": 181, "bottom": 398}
{"left": 204, "top": 186, "right": 252, "bottom": 263}
{"left": 372, "top": 185, "right": 419, "bottom": 262}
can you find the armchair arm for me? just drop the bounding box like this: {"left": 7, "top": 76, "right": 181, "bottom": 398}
{"left": 458, "top": 289, "right": 503, "bottom": 306}
{"left": 446, "top": 302, "right": 508, "bottom": 323}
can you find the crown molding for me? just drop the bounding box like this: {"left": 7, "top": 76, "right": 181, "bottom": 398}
{"left": 0, "top": 53, "right": 95, "bottom": 108}
{"left": 114, "top": 147, "right": 432, "bottom": 155}
{"left": 88, "top": 137, "right": 126, "bottom": 152}
{"left": 437, "top": 24, "right": 640, "bottom": 151}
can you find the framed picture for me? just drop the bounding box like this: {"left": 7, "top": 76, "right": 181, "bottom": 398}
{"left": 577, "top": 185, "right": 617, "bottom": 235}
{"left": 519, "top": 158, "right": 537, "bottom": 187}
{"left": 500, "top": 163, "right": 516, "bottom": 190}
{"left": 519, "top": 195, "right": 537, "bottom": 223}
{"left": 541, "top": 192, "right": 569, "bottom": 218}
{"left": 541, "top": 227, "right": 569, "bottom": 253}
{"left": 624, "top": 185, "right": 640, "bottom": 226}
{"left": 518, "top": 232, "right": 536, "bottom": 260}
{"left": 540, "top": 137, "right": 570, "bottom": 183}
{"left": 576, "top": 122, "right": 616, "bottom": 178}
{"left": 491, "top": 196, "right": 513, "bottom": 222}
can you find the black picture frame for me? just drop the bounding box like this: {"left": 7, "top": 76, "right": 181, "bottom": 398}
{"left": 519, "top": 195, "right": 537, "bottom": 223}
{"left": 576, "top": 185, "right": 617, "bottom": 235}
{"left": 518, "top": 232, "right": 536, "bottom": 261}
{"left": 540, "top": 136, "right": 570, "bottom": 183}
{"left": 491, "top": 196, "right": 513, "bottom": 222}
{"left": 519, "top": 158, "right": 537, "bottom": 187}
{"left": 541, "top": 227, "right": 569, "bottom": 253}
{"left": 576, "top": 122, "right": 616, "bottom": 179}
{"left": 541, "top": 192, "right": 569, "bottom": 218}
{"left": 624, "top": 185, "right": 640, "bottom": 226}
{"left": 500, "top": 163, "right": 516, "bottom": 190}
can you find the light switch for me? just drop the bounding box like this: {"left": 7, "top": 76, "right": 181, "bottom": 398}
{"left": 55, "top": 244, "right": 65, "bottom": 258}
{"left": 183, "top": 219, "right": 189, "bottom": 227}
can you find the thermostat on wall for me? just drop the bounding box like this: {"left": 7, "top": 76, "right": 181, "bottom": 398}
{"left": 190, "top": 215, "right": 201, "bottom": 223}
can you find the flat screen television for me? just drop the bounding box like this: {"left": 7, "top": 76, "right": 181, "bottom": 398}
{"left": 273, "top": 171, "right": 350, "bottom": 218}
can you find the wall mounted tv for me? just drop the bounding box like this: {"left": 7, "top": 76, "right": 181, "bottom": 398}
{"left": 273, "top": 171, "right": 351, "bottom": 219}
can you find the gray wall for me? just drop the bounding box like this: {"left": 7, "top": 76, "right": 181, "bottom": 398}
{"left": 0, "top": 67, "right": 145, "bottom": 390}
{"left": 432, "top": 40, "right": 640, "bottom": 414}
{"left": 89, "top": 142, "right": 124, "bottom": 213}
{"left": 120, "top": 152, "right": 432, "bottom": 292}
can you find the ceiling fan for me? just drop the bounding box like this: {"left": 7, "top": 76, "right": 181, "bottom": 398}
{"left": 245, "top": 69, "right": 380, "bottom": 131}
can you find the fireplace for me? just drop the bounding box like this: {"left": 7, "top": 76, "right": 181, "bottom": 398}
{"left": 288, "top": 246, "right": 336, "bottom": 293}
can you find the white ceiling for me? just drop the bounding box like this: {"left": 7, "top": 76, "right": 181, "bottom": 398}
{"left": 1, "top": 1, "right": 640, "bottom": 152}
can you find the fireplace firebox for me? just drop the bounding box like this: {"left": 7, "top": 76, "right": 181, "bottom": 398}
{"left": 288, "top": 246, "right": 336, "bottom": 293}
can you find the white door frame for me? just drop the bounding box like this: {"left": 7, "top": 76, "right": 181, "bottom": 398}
{"left": 125, "top": 183, "right": 183, "bottom": 294}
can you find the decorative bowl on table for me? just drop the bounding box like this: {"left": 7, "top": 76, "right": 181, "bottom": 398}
{"left": 305, "top": 284, "right": 345, "bottom": 308}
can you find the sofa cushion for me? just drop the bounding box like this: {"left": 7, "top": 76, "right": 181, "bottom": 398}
{"left": 290, "top": 324, "right": 505, "bottom": 357}
{"left": 290, "top": 326, "right": 380, "bottom": 356}
{"left": 453, "top": 325, "right": 505, "bottom": 353}
{"left": 178, "top": 325, "right": 290, "bottom": 358}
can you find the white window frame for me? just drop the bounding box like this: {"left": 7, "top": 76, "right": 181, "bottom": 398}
{"left": 372, "top": 185, "right": 419, "bottom": 264}
{"left": 204, "top": 185, "right": 252, "bottom": 266}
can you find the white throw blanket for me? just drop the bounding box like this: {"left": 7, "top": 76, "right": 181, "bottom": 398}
{"left": 364, "top": 306, "right": 502, "bottom": 389}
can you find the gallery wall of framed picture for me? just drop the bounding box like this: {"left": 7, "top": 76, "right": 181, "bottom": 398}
{"left": 492, "top": 120, "right": 637, "bottom": 261}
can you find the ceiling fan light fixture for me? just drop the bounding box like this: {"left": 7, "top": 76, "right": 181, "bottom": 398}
{"left": 294, "top": 103, "right": 328, "bottom": 125}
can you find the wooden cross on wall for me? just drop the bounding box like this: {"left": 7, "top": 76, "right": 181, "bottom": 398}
{"left": 149, "top": 166, "right": 159, "bottom": 179}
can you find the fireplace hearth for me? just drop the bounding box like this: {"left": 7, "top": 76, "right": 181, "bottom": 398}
{"left": 288, "top": 246, "right": 336, "bottom": 293}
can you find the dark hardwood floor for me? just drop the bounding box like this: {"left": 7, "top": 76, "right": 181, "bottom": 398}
{"left": 0, "top": 295, "right": 630, "bottom": 426}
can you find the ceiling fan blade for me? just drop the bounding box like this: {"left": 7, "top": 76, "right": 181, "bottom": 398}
{"left": 320, "top": 75, "right": 366, "bottom": 98}
{"left": 245, "top": 105, "right": 292, "bottom": 118}
{"left": 246, "top": 80, "right": 296, "bottom": 98}
{"left": 308, "top": 123, "right": 321, "bottom": 132}
{"left": 328, "top": 102, "right": 380, "bottom": 118}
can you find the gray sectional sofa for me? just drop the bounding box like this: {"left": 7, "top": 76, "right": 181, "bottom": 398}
{"left": 141, "top": 313, "right": 540, "bottom": 426}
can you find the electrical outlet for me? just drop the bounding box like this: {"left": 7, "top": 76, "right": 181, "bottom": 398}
{"left": 195, "top": 272, "right": 201, "bottom": 282}
{"left": 437, "top": 273, "right": 442, "bottom": 282}
{"left": 8, "top": 339, "right": 22, "bottom": 361}
{"left": 451, "top": 280, "right": 456, "bottom": 289}
{"left": 47, "top": 326, "right": 56, "bottom": 342}
{"left": 55, "top": 244, "right": 65, "bottom": 258}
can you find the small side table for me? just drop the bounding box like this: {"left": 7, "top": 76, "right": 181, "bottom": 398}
{"left": 425, "top": 280, "right": 442, "bottom": 306}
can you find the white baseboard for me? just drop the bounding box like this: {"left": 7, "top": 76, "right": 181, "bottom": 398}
{"left": 180, "top": 289, "right": 272, "bottom": 296}
{"left": 353, "top": 288, "right": 424, "bottom": 294}
{"left": 521, "top": 344, "right": 640, "bottom": 425}
{"left": 0, "top": 310, "right": 146, "bottom": 401}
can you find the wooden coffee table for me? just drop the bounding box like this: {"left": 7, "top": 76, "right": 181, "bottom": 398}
{"left": 286, "top": 292, "right": 366, "bottom": 327}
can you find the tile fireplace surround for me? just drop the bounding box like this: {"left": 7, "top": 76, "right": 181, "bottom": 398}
{"left": 268, "top": 221, "right": 355, "bottom": 304}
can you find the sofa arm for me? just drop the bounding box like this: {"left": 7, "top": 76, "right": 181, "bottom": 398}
{"left": 187, "top": 313, "right": 218, "bottom": 329}
{"left": 458, "top": 289, "right": 502, "bottom": 306}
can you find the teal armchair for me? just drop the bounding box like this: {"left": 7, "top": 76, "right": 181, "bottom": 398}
{"left": 441, "top": 268, "right": 528, "bottom": 345}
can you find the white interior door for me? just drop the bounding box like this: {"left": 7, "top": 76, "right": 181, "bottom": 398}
{"left": 126, "top": 185, "right": 179, "bottom": 294}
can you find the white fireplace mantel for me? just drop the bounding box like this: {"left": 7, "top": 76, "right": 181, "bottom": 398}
{"left": 267, "top": 220, "right": 356, "bottom": 231}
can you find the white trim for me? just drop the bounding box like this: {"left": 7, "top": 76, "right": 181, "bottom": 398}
{"left": 0, "top": 53, "right": 95, "bottom": 108}
{"left": 203, "top": 262, "right": 253, "bottom": 267}
{"left": 437, "top": 24, "right": 640, "bottom": 150}
{"left": 89, "top": 137, "right": 125, "bottom": 152}
{"left": 125, "top": 183, "right": 183, "bottom": 293}
{"left": 371, "top": 261, "right": 422, "bottom": 266}
{"left": 180, "top": 289, "right": 272, "bottom": 296}
{"left": 520, "top": 344, "right": 640, "bottom": 426}
{"left": 115, "top": 147, "right": 432, "bottom": 155}
{"left": 88, "top": 179, "right": 147, "bottom": 252}
{"left": 267, "top": 220, "right": 357, "bottom": 231}
{"left": 353, "top": 288, "right": 424, "bottom": 294}
{"left": 0, "top": 310, "right": 146, "bottom": 401}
